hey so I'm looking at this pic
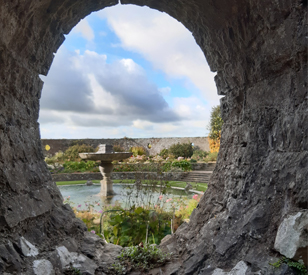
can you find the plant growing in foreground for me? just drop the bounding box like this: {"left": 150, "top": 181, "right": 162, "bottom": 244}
{"left": 269, "top": 257, "right": 307, "bottom": 275}
{"left": 109, "top": 244, "right": 172, "bottom": 274}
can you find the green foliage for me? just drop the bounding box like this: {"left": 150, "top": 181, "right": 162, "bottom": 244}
{"left": 171, "top": 160, "right": 192, "bottom": 171}
{"left": 45, "top": 151, "right": 65, "bottom": 164}
{"left": 162, "top": 160, "right": 192, "bottom": 172}
{"left": 204, "top": 152, "right": 218, "bottom": 162}
{"left": 110, "top": 244, "right": 172, "bottom": 274}
{"left": 162, "top": 162, "right": 172, "bottom": 172}
{"left": 129, "top": 146, "right": 146, "bottom": 157}
{"left": 175, "top": 194, "right": 202, "bottom": 220}
{"left": 103, "top": 207, "right": 172, "bottom": 247}
{"left": 113, "top": 164, "right": 137, "bottom": 172}
{"left": 102, "top": 163, "right": 176, "bottom": 247}
{"left": 62, "top": 161, "right": 97, "bottom": 173}
{"left": 208, "top": 105, "right": 223, "bottom": 140}
{"left": 269, "top": 257, "right": 307, "bottom": 275}
{"left": 64, "top": 266, "right": 81, "bottom": 275}
{"left": 159, "top": 148, "right": 169, "bottom": 159}
{"left": 192, "top": 149, "right": 209, "bottom": 160}
{"left": 113, "top": 144, "right": 125, "bottom": 152}
{"left": 190, "top": 158, "right": 197, "bottom": 163}
{"left": 168, "top": 142, "right": 193, "bottom": 158}
{"left": 63, "top": 144, "right": 96, "bottom": 161}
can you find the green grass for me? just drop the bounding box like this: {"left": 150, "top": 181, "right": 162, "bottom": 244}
{"left": 56, "top": 179, "right": 207, "bottom": 192}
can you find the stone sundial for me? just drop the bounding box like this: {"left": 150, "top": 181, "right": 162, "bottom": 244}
{"left": 79, "top": 144, "right": 132, "bottom": 196}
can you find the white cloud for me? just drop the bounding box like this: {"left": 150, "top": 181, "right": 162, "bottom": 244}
{"left": 72, "top": 18, "right": 95, "bottom": 41}
{"left": 39, "top": 47, "right": 180, "bottom": 130}
{"left": 98, "top": 5, "right": 220, "bottom": 102}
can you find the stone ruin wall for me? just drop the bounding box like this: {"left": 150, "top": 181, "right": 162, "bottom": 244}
{"left": 41, "top": 137, "right": 210, "bottom": 157}
{"left": 0, "top": 0, "right": 307, "bottom": 274}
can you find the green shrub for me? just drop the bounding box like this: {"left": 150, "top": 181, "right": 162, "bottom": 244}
{"left": 113, "top": 144, "right": 125, "bottom": 152}
{"left": 190, "top": 158, "right": 197, "bottom": 163}
{"left": 62, "top": 161, "right": 97, "bottom": 173}
{"left": 129, "top": 146, "right": 146, "bottom": 157}
{"left": 104, "top": 206, "right": 172, "bottom": 247}
{"left": 45, "top": 151, "right": 65, "bottom": 164}
{"left": 192, "top": 150, "right": 209, "bottom": 160}
{"left": 204, "top": 152, "right": 218, "bottom": 162}
{"left": 171, "top": 160, "right": 192, "bottom": 171}
{"left": 63, "top": 144, "right": 96, "bottom": 161}
{"left": 159, "top": 148, "right": 169, "bottom": 159}
{"left": 169, "top": 143, "right": 193, "bottom": 158}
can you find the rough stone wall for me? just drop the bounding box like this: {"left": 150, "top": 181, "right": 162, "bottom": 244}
{"left": 42, "top": 137, "right": 210, "bottom": 157}
{"left": 0, "top": 0, "right": 306, "bottom": 274}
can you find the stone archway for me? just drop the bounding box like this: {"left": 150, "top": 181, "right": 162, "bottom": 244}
{"left": 0, "top": 0, "right": 306, "bottom": 274}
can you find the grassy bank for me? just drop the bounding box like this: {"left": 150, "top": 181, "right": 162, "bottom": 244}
{"left": 56, "top": 180, "right": 208, "bottom": 192}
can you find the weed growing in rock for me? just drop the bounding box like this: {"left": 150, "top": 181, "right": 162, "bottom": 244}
{"left": 269, "top": 257, "right": 307, "bottom": 275}
{"left": 109, "top": 243, "right": 172, "bottom": 274}
{"left": 64, "top": 266, "right": 81, "bottom": 275}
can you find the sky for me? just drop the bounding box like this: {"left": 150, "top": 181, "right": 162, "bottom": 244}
{"left": 39, "top": 4, "right": 221, "bottom": 139}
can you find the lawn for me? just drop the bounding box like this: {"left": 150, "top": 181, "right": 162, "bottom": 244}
{"left": 56, "top": 179, "right": 207, "bottom": 192}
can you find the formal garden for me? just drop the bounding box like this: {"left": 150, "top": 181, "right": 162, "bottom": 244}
{"left": 45, "top": 107, "right": 222, "bottom": 273}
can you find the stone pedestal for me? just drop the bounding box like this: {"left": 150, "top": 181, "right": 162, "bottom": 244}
{"left": 98, "top": 162, "right": 115, "bottom": 196}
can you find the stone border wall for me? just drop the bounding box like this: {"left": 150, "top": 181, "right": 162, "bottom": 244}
{"left": 42, "top": 137, "right": 210, "bottom": 157}
{"left": 52, "top": 172, "right": 187, "bottom": 182}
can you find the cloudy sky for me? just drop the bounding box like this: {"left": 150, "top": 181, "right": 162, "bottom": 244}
{"left": 39, "top": 4, "right": 220, "bottom": 139}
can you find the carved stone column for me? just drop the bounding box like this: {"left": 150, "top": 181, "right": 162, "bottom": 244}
{"left": 98, "top": 161, "right": 115, "bottom": 196}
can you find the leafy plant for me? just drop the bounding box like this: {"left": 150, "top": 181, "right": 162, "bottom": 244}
{"left": 113, "top": 144, "right": 125, "bottom": 152}
{"left": 174, "top": 194, "right": 202, "bottom": 220}
{"left": 101, "top": 163, "right": 176, "bottom": 247}
{"left": 110, "top": 243, "right": 172, "bottom": 274}
{"left": 269, "top": 257, "right": 307, "bottom": 275}
{"left": 171, "top": 160, "right": 192, "bottom": 171}
{"left": 204, "top": 152, "right": 218, "bottom": 162}
{"left": 63, "top": 144, "right": 96, "bottom": 161}
{"left": 64, "top": 266, "right": 81, "bottom": 275}
{"left": 169, "top": 143, "right": 193, "bottom": 158}
{"left": 62, "top": 160, "right": 97, "bottom": 173}
{"left": 159, "top": 148, "right": 169, "bottom": 159}
{"left": 45, "top": 151, "right": 65, "bottom": 164}
{"left": 192, "top": 149, "right": 209, "bottom": 161}
{"left": 103, "top": 206, "right": 172, "bottom": 247}
{"left": 129, "top": 146, "right": 146, "bottom": 157}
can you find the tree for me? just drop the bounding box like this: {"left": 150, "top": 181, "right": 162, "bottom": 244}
{"left": 208, "top": 106, "right": 223, "bottom": 152}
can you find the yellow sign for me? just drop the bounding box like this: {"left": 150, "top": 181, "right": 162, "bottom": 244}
{"left": 45, "top": 145, "right": 50, "bottom": 151}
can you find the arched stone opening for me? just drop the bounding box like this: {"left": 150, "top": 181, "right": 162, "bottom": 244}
{"left": 0, "top": 0, "right": 306, "bottom": 274}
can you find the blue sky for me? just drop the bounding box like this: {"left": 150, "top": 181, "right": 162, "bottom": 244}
{"left": 39, "top": 4, "right": 220, "bottom": 139}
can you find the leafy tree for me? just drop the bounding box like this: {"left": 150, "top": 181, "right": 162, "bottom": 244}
{"left": 208, "top": 106, "right": 223, "bottom": 153}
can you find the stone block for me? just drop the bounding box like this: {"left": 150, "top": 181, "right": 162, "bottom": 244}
{"left": 19, "top": 236, "right": 39, "bottom": 257}
{"left": 33, "top": 259, "right": 55, "bottom": 275}
{"left": 274, "top": 211, "right": 308, "bottom": 265}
